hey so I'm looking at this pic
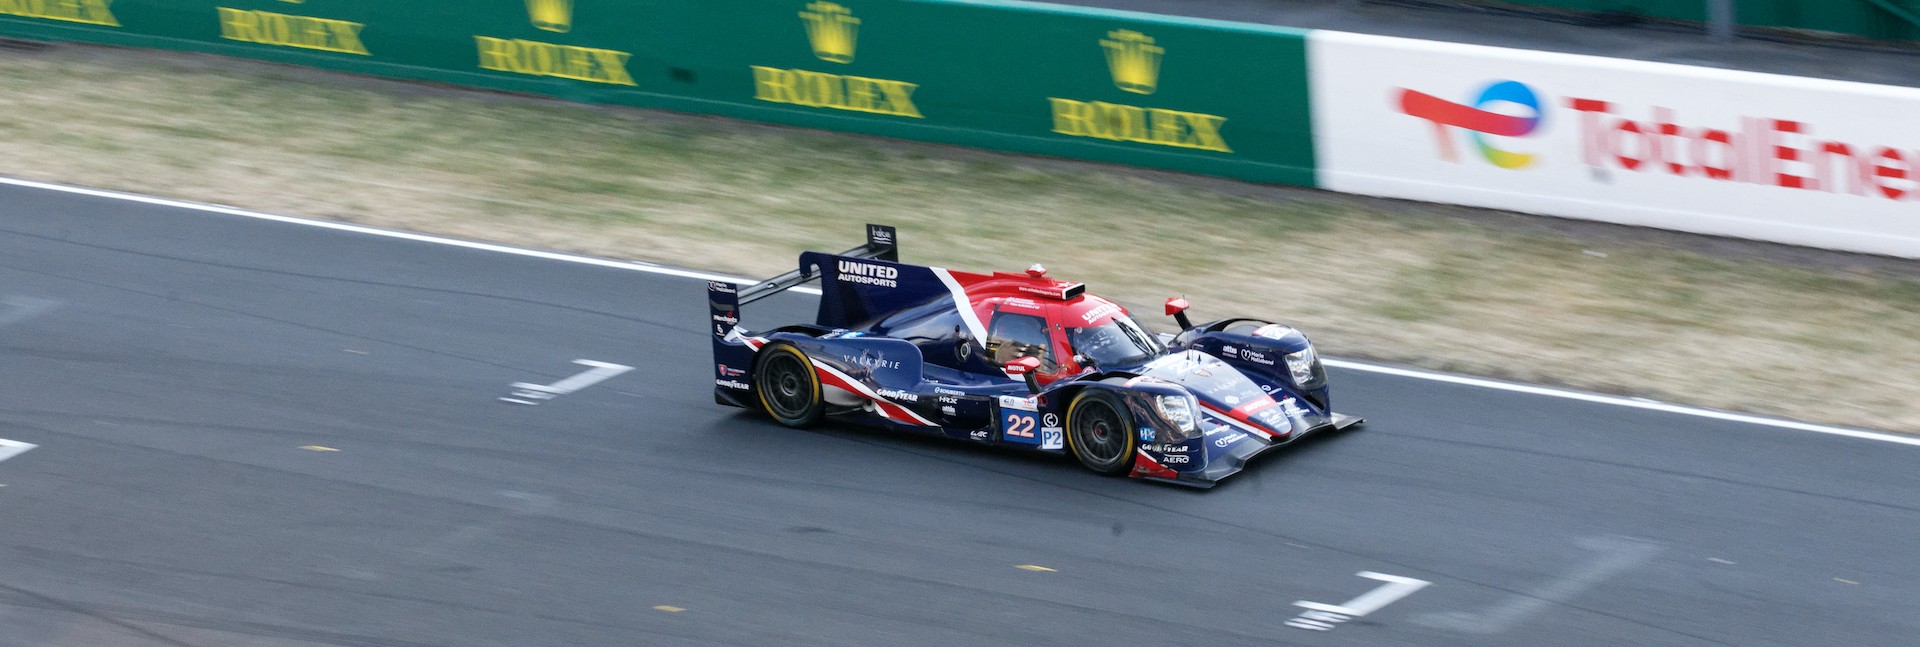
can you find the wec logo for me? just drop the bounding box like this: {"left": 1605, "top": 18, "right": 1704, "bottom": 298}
{"left": 1397, "top": 80, "right": 1544, "bottom": 169}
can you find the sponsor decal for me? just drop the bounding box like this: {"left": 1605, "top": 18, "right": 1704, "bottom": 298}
{"left": 1569, "top": 100, "right": 1920, "bottom": 200}
{"left": 471, "top": 1, "right": 634, "bottom": 85}
{"left": 933, "top": 387, "right": 965, "bottom": 396}
{"left": 941, "top": 405, "right": 957, "bottom": 416}
{"left": 713, "top": 312, "right": 740, "bottom": 325}
{"left": 1040, "top": 428, "right": 1063, "bottom": 450}
{"left": 999, "top": 395, "right": 1038, "bottom": 412}
{"left": 1398, "top": 80, "right": 1544, "bottom": 169}
{"left": 1001, "top": 297, "right": 1043, "bottom": 310}
{"left": 1161, "top": 454, "right": 1191, "bottom": 464}
{"left": 875, "top": 387, "right": 917, "bottom": 402}
{"left": 1400, "top": 77, "right": 1919, "bottom": 203}
{"left": 218, "top": 8, "right": 368, "bottom": 55}
{"left": 867, "top": 224, "right": 894, "bottom": 245}
{"left": 970, "top": 429, "right": 990, "bottom": 441}
{"left": 937, "top": 394, "right": 960, "bottom": 405}
{"left": 752, "top": 2, "right": 922, "bottom": 118}
{"left": 841, "top": 354, "right": 901, "bottom": 370}
{"left": 1221, "top": 346, "right": 1239, "bottom": 358}
{"left": 1224, "top": 394, "right": 1240, "bottom": 405}
{"left": 1241, "top": 349, "right": 1275, "bottom": 366}
{"left": 475, "top": 37, "right": 635, "bottom": 85}
{"left": 709, "top": 281, "right": 737, "bottom": 294}
{"left": 1280, "top": 396, "right": 1307, "bottom": 418}
{"left": 1138, "top": 427, "right": 1156, "bottom": 442}
{"left": 2, "top": 0, "right": 117, "bottom": 26}
{"left": 1080, "top": 302, "right": 1123, "bottom": 324}
{"left": 526, "top": 0, "right": 572, "bottom": 33}
{"left": 715, "top": 378, "right": 751, "bottom": 390}
{"left": 1143, "top": 443, "right": 1191, "bottom": 453}
{"left": 835, "top": 260, "right": 899, "bottom": 287}
{"left": 1042, "top": 413, "right": 1059, "bottom": 427}
{"left": 716, "top": 364, "right": 746, "bottom": 378}
{"left": 1213, "top": 432, "right": 1248, "bottom": 447}
{"left": 1048, "top": 30, "right": 1230, "bottom": 153}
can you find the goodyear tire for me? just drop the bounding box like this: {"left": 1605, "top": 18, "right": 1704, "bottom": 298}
{"left": 1065, "top": 390, "right": 1136, "bottom": 475}
{"left": 755, "top": 342, "right": 824, "bottom": 428}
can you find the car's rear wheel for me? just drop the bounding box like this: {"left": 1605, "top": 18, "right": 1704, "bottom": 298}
{"left": 755, "top": 343, "right": 823, "bottom": 427}
{"left": 1065, "top": 390, "right": 1136, "bottom": 475}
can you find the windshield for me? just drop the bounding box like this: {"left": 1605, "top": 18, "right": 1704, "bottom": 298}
{"left": 1065, "top": 315, "right": 1163, "bottom": 368}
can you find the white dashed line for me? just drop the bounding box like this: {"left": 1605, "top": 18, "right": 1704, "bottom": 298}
{"left": 1, "top": 174, "right": 1912, "bottom": 447}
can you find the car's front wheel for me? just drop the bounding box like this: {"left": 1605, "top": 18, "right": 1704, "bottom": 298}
{"left": 1065, "top": 390, "right": 1136, "bottom": 475}
{"left": 755, "top": 342, "right": 824, "bottom": 427}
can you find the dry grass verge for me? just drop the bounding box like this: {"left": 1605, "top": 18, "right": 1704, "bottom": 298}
{"left": 3, "top": 44, "right": 1917, "bottom": 431}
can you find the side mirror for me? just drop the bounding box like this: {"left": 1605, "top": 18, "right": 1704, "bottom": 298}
{"left": 1005, "top": 356, "right": 1042, "bottom": 394}
{"left": 1165, "top": 297, "right": 1193, "bottom": 330}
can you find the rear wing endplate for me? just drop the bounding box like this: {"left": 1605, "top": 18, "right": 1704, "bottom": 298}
{"left": 733, "top": 224, "right": 896, "bottom": 305}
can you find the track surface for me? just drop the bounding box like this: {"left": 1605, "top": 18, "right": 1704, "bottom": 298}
{"left": 2, "top": 186, "right": 1918, "bottom": 646}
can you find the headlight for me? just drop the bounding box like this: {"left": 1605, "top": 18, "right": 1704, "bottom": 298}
{"left": 1285, "top": 347, "right": 1322, "bottom": 387}
{"left": 1154, "top": 394, "right": 1196, "bottom": 433}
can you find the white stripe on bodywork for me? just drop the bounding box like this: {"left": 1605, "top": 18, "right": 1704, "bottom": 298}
{"left": 815, "top": 362, "right": 938, "bottom": 426}
{"left": 1203, "top": 408, "right": 1277, "bottom": 440}
{"left": 932, "top": 268, "right": 989, "bottom": 349}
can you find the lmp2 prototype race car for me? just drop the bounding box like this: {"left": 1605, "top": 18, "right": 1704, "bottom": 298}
{"left": 708, "top": 225, "right": 1361, "bottom": 487}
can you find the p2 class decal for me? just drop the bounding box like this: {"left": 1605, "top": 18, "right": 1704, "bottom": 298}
{"left": 999, "top": 395, "right": 1042, "bottom": 445}
{"left": 814, "top": 362, "right": 937, "bottom": 426}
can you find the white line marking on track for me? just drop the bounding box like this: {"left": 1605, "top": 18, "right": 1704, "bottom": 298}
{"left": 0, "top": 439, "right": 37, "bottom": 464}
{"left": 0, "top": 296, "right": 59, "bottom": 327}
{"left": 1321, "top": 359, "right": 1920, "bottom": 447}
{"left": 3, "top": 175, "right": 1912, "bottom": 446}
{"left": 1288, "top": 571, "right": 1431, "bottom": 631}
{"left": 500, "top": 359, "right": 633, "bottom": 405}
{"left": 1415, "top": 536, "right": 1662, "bottom": 634}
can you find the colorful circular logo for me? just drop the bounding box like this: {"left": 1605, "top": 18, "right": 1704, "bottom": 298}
{"left": 1396, "top": 80, "right": 1545, "bottom": 169}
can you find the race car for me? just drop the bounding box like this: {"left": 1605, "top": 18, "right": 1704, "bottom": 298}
{"left": 708, "top": 225, "right": 1361, "bottom": 487}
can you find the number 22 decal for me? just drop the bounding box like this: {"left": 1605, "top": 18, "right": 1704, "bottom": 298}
{"left": 1005, "top": 414, "right": 1036, "bottom": 438}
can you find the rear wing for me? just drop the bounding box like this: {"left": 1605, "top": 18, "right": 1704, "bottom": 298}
{"left": 708, "top": 224, "right": 897, "bottom": 340}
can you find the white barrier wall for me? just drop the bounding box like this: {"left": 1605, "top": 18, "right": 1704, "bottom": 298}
{"left": 1308, "top": 31, "right": 1920, "bottom": 258}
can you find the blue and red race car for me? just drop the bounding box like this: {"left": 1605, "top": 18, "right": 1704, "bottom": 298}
{"left": 709, "top": 225, "right": 1361, "bottom": 487}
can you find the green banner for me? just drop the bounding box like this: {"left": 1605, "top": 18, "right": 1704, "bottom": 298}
{"left": 0, "top": 0, "right": 1316, "bottom": 184}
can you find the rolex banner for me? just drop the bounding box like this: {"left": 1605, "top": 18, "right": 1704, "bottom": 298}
{"left": 0, "top": 0, "right": 1317, "bottom": 185}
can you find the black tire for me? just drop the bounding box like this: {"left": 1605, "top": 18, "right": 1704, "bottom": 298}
{"left": 1065, "top": 390, "right": 1137, "bottom": 475}
{"left": 755, "top": 343, "right": 824, "bottom": 427}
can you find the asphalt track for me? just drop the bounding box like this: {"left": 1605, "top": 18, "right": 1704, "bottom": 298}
{"left": 2, "top": 184, "right": 1919, "bottom": 646}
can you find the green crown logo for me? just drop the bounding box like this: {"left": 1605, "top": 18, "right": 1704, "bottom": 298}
{"left": 526, "top": 0, "right": 573, "bottom": 33}
{"left": 1100, "top": 29, "right": 1163, "bottom": 95}
{"left": 800, "top": 1, "right": 860, "bottom": 64}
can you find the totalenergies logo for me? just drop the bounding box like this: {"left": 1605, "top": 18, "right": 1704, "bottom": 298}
{"left": 1397, "top": 80, "right": 1544, "bottom": 169}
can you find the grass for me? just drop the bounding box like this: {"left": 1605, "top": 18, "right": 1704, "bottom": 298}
{"left": 3, "top": 44, "right": 1918, "bottom": 432}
